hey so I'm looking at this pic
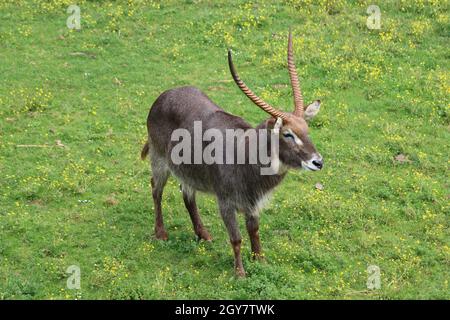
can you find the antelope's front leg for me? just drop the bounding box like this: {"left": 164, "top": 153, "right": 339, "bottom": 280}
{"left": 219, "top": 201, "right": 245, "bottom": 277}
{"left": 245, "top": 214, "right": 264, "bottom": 260}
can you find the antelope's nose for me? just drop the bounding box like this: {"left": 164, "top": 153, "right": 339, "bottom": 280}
{"left": 312, "top": 159, "right": 323, "bottom": 170}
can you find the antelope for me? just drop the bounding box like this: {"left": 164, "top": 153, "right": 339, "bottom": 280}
{"left": 141, "top": 31, "right": 323, "bottom": 277}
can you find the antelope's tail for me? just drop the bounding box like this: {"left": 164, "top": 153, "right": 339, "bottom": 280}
{"left": 141, "top": 141, "right": 150, "bottom": 160}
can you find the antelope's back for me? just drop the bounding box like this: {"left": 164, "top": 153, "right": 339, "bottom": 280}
{"left": 147, "top": 86, "right": 250, "bottom": 151}
{"left": 146, "top": 86, "right": 252, "bottom": 193}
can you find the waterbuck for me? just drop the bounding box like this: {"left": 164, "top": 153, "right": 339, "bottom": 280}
{"left": 141, "top": 31, "right": 323, "bottom": 277}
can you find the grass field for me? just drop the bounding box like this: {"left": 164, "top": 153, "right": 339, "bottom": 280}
{"left": 0, "top": 0, "right": 449, "bottom": 299}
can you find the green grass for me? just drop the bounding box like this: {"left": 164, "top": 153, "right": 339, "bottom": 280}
{"left": 0, "top": 0, "right": 449, "bottom": 299}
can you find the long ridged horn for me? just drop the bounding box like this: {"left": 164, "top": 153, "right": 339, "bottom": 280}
{"left": 287, "top": 30, "right": 304, "bottom": 117}
{"left": 228, "top": 49, "right": 288, "bottom": 120}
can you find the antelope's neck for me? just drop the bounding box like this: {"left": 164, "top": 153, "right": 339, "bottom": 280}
{"left": 245, "top": 125, "right": 288, "bottom": 207}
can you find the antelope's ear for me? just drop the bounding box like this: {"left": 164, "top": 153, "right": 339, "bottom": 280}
{"left": 304, "top": 100, "right": 321, "bottom": 121}
{"left": 267, "top": 117, "right": 283, "bottom": 130}
{"left": 274, "top": 117, "right": 283, "bottom": 130}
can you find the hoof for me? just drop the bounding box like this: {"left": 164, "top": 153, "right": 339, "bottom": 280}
{"left": 235, "top": 267, "right": 246, "bottom": 278}
{"left": 196, "top": 229, "right": 212, "bottom": 242}
{"left": 251, "top": 253, "right": 266, "bottom": 262}
{"left": 155, "top": 228, "right": 168, "bottom": 240}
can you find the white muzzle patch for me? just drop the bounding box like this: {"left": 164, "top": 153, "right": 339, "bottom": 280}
{"left": 301, "top": 154, "right": 323, "bottom": 171}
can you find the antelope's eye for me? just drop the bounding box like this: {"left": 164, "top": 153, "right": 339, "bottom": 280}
{"left": 283, "top": 132, "right": 295, "bottom": 140}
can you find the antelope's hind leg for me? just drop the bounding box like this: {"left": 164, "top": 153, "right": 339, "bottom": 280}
{"left": 149, "top": 155, "right": 170, "bottom": 240}
{"left": 181, "top": 185, "right": 212, "bottom": 241}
